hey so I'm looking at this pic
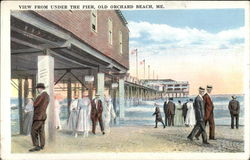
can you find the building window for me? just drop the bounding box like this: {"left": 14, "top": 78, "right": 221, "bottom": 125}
{"left": 91, "top": 10, "right": 97, "bottom": 32}
{"left": 108, "top": 18, "right": 113, "bottom": 45}
{"left": 119, "top": 31, "right": 123, "bottom": 54}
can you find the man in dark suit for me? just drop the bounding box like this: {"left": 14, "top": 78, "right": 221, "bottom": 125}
{"left": 182, "top": 100, "right": 188, "bottom": 123}
{"left": 187, "top": 87, "right": 209, "bottom": 144}
{"left": 166, "top": 97, "right": 175, "bottom": 126}
{"left": 163, "top": 99, "right": 168, "bottom": 126}
{"left": 91, "top": 93, "right": 105, "bottom": 135}
{"left": 228, "top": 96, "right": 240, "bottom": 129}
{"left": 29, "top": 83, "right": 50, "bottom": 152}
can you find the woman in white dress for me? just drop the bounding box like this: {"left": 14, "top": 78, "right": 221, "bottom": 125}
{"left": 54, "top": 96, "right": 61, "bottom": 130}
{"left": 67, "top": 95, "right": 80, "bottom": 137}
{"left": 103, "top": 95, "right": 116, "bottom": 133}
{"left": 174, "top": 100, "right": 184, "bottom": 126}
{"left": 76, "top": 91, "right": 91, "bottom": 137}
{"left": 185, "top": 99, "right": 196, "bottom": 127}
{"left": 23, "top": 98, "right": 34, "bottom": 135}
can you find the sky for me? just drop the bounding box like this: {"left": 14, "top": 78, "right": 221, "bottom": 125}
{"left": 122, "top": 9, "right": 245, "bottom": 95}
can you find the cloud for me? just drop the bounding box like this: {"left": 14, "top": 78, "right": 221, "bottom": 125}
{"left": 128, "top": 21, "right": 245, "bottom": 52}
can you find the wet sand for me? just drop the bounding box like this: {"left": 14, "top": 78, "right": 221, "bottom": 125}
{"left": 11, "top": 125, "right": 244, "bottom": 153}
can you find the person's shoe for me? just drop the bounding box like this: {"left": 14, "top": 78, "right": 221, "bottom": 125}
{"left": 154, "top": 126, "right": 157, "bottom": 128}
{"left": 102, "top": 132, "right": 105, "bottom": 135}
{"left": 195, "top": 136, "right": 200, "bottom": 140}
{"left": 29, "top": 146, "right": 41, "bottom": 152}
{"left": 187, "top": 136, "right": 193, "bottom": 141}
{"left": 163, "top": 125, "right": 166, "bottom": 128}
{"left": 40, "top": 146, "right": 44, "bottom": 150}
{"left": 209, "top": 138, "right": 217, "bottom": 140}
{"left": 203, "top": 141, "right": 210, "bottom": 145}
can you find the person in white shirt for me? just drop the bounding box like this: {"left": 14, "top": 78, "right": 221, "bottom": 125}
{"left": 185, "top": 99, "right": 196, "bottom": 127}
{"left": 54, "top": 95, "right": 61, "bottom": 130}
{"left": 67, "top": 95, "right": 80, "bottom": 137}
{"left": 23, "top": 98, "right": 34, "bottom": 135}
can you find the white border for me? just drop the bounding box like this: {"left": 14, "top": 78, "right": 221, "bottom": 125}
{"left": 1, "top": 1, "right": 250, "bottom": 160}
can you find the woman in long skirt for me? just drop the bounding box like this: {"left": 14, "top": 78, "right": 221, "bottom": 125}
{"left": 23, "top": 98, "right": 34, "bottom": 135}
{"left": 185, "top": 99, "right": 196, "bottom": 127}
{"left": 103, "top": 95, "right": 116, "bottom": 133}
{"left": 76, "top": 91, "right": 91, "bottom": 137}
{"left": 67, "top": 96, "right": 79, "bottom": 137}
{"left": 174, "top": 100, "right": 184, "bottom": 126}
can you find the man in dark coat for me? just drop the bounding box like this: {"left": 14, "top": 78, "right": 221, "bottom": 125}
{"left": 182, "top": 100, "right": 188, "bottom": 123}
{"left": 166, "top": 97, "right": 175, "bottom": 126}
{"left": 29, "top": 83, "right": 50, "bottom": 152}
{"left": 91, "top": 93, "right": 105, "bottom": 135}
{"left": 228, "top": 96, "right": 240, "bottom": 129}
{"left": 163, "top": 99, "right": 168, "bottom": 126}
{"left": 152, "top": 103, "right": 165, "bottom": 128}
{"left": 187, "top": 87, "right": 209, "bottom": 144}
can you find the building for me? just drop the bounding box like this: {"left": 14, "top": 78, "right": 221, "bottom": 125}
{"left": 142, "top": 79, "right": 189, "bottom": 97}
{"left": 11, "top": 10, "right": 129, "bottom": 137}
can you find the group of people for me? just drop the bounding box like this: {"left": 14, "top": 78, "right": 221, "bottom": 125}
{"left": 67, "top": 91, "right": 116, "bottom": 138}
{"left": 25, "top": 83, "right": 116, "bottom": 152}
{"left": 152, "top": 85, "right": 241, "bottom": 145}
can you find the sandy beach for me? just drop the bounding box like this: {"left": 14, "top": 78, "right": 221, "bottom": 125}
{"left": 11, "top": 125, "right": 244, "bottom": 153}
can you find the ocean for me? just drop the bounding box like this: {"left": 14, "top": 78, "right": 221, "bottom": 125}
{"left": 10, "top": 95, "right": 244, "bottom": 134}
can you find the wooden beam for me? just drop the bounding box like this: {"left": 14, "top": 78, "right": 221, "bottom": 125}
{"left": 18, "top": 78, "right": 24, "bottom": 134}
{"left": 67, "top": 78, "right": 72, "bottom": 121}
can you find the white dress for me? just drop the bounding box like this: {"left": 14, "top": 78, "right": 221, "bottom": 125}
{"left": 76, "top": 97, "right": 91, "bottom": 133}
{"left": 67, "top": 99, "right": 79, "bottom": 131}
{"left": 54, "top": 99, "right": 61, "bottom": 129}
{"left": 23, "top": 99, "right": 34, "bottom": 135}
{"left": 185, "top": 102, "right": 196, "bottom": 126}
{"left": 103, "top": 97, "right": 116, "bottom": 133}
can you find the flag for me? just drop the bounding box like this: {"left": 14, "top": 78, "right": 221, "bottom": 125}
{"left": 130, "top": 48, "right": 137, "bottom": 55}
{"left": 140, "top": 59, "right": 145, "bottom": 65}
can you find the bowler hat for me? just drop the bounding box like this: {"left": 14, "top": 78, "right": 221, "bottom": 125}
{"left": 36, "top": 83, "right": 45, "bottom": 89}
{"left": 232, "top": 95, "right": 237, "bottom": 99}
{"left": 207, "top": 85, "right": 213, "bottom": 89}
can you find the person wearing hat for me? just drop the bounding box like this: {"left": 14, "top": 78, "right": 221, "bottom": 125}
{"left": 228, "top": 96, "right": 240, "bottom": 129}
{"left": 182, "top": 99, "right": 189, "bottom": 123}
{"left": 195, "top": 85, "right": 216, "bottom": 140}
{"left": 187, "top": 87, "right": 209, "bottom": 145}
{"left": 29, "top": 83, "right": 50, "bottom": 152}
{"left": 163, "top": 98, "right": 168, "bottom": 126}
{"left": 91, "top": 93, "right": 105, "bottom": 135}
{"left": 166, "top": 97, "right": 175, "bottom": 126}
{"left": 185, "top": 99, "right": 195, "bottom": 127}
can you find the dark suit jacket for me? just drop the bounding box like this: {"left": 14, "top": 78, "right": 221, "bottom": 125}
{"left": 33, "top": 91, "right": 50, "bottom": 121}
{"left": 194, "top": 95, "right": 205, "bottom": 122}
{"left": 228, "top": 100, "right": 240, "bottom": 115}
{"left": 203, "top": 93, "right": 214, "bottom": 120}
{"left": 182, "top": 102, "right": 188, "bottom": 117}
{"left": 91, "top": 99, "right": 103, "bottom": 119}
{"left": 163, "top": 101, "right": 168, "bottom": 114}
{"left": 166, "top": 101, "right": 175, "bottom": 115}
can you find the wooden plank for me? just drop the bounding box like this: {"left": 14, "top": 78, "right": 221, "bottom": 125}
{"left": 18, "top": 78, "right": 24, "bottom": 134}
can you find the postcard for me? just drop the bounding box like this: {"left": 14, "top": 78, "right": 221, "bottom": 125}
{"left": 1, "top": 1, "right": 249, "bottom": 160}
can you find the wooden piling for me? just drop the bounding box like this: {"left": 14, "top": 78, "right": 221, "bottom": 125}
{"left": 18, "top": 78, "right": 24, "bottom": 134}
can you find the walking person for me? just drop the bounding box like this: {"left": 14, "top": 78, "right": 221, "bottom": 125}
{"left": 54, "top": 95, "right": 61, "bottom": 130}
{"left": 187, "top": 87, "right": 209, "bottom": 145}
{"left": 185, "top": 99, "right": 196, "bottom": 127}
{"left": 67, "top": 95, "right": 80, "bottom": 137}
{"left": 152, "top": 103, "right": 165, "bottom": 128}
{"left": 166, "top": 97, "right": 175, "bottom": 126}
{"left": 182, "top": 100, "right": 188, "bottom": 123}
{"left": 228, "top": 96, "right": 240, "bottom": 129}
{"left": 196, "top": 85, "right": 216, "bottom": 140}
{"left": 103, "top": 94, "right": 116, "bottom": 133}
{"left": 23, "top": 97, "right": 34, "bottom": 135}
{"left": 79, "top": 91, "right": 92, "bottom": 137}
{"left": 91, "top": 93, "right": 105, "bottom": 135}
{"left": 163, "top": 99, "right": 168, "bottom": 126}
{"left": 174, "top": 100, "right": 184, "bottom": 126}
{"left": 29, "top": 83, "right": 50, "bottom": 152}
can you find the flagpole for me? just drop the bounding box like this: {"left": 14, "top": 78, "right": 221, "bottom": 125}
{"left": 143, "top": 60, "right": 145, "bottom": 79}
{"left": 136, "top": 49, "right": 138, "bottom": 79}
